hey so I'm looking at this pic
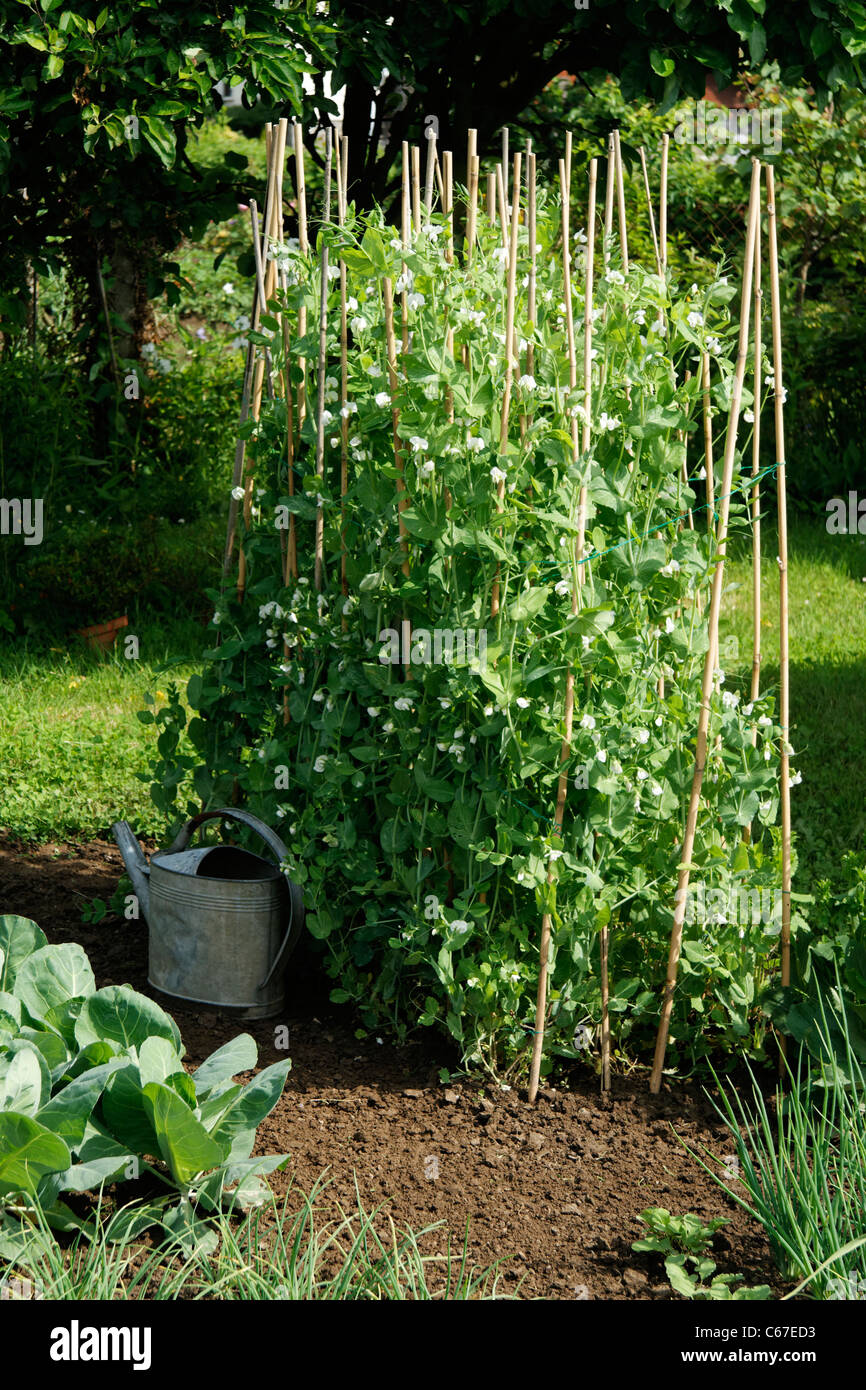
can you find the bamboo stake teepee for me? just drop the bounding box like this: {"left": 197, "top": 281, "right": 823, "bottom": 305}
{"left": 765, "top": 165, "right": 792, "bottom": 1065}
{"left": 650, "top": 159, "right": 762, "bottom": 1094}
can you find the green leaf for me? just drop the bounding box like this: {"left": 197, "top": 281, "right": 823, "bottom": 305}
{"left": 509, "top": 585, "right": 550, "bottom": 622}
{"left": 37, "top": 1064, "right": 120, "bottom": 1148}
{"left": 53, "top": 1122, "right": 136, "bottom": 1194}
{"left": 101, "top": 1065, "right": 162, "bottom": 1156}
{"left": 192, "top": 1034, "right": 258, "bottom": 1098}
{"left": 0, "top": 916, "right": 47, "bottom": 991}
{"left": 14, "top": 944, "right": 95, "bottom": 1022}
{"left": 0, "top": 1113, "right": 70, "bottom": 1197}
{"left": 75, "top": 985, "right": 182, "bottom": 1055}
{"left": 208, "top": 1060, "right": 291, "bottom": 1161}
{"left": 381, "top": 818, "right": 412, "bottom": 854}
{"left": 142, "top": 1083, "right": 228, "bottom": 1186}
{"left": 649, "top": 50, "right": 675, "bottom": 78}
{"left": 0, "top": 1044, "right": 48, "bottom": 1115}
{"left": 414, "top": 763, "right": 455, "bottom": 802}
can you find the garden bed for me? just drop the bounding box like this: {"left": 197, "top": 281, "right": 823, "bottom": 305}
{"left": 0, "top": 833, "right": 789, "bottom": 1300}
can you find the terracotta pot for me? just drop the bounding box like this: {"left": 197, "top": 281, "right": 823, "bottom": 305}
{"left": 74, "top": 615, "right": 129, "bottom": 651}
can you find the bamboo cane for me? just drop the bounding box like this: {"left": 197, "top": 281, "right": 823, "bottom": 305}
{"left": 649, "top": 158, "right": 762, "bottom": 1094}
{"left": 639, "top": 146, "right": 662, "bottom": 278}
{"left": 336, "top": 137, "right": 350, "bottom": 620}
{"left": 496, "top": 161, "right": 510, "bottom": 251}
{"left": 490, "top": 152, "right": 521, "bottom": 618}
{"left": 424, "top": 130, "right": 437, "bottom": 214}
{"left": 313, "top": 129, "right": 332, "bottom": 593}
{"left": 660, "top": 133, "right": 669, "bottom": 274}
{"left": 528, "top": 156, "right": 597, "bottom": 1104}
{"left": 237, "top": 133, "right": 282, "bottom": 600}
{"left": 501, "top": 126, "right": 509, "bottom": 206}
{"left": 750, "top": 208, "right": 763, "bottom": 712}
{"left": 411, "top": 143, "right": 421, "bottom": 234}
{"left": 444, "top": 149, "right": 454, "bottom": 264}
{"left": 293, "top": 123, "right": 309, "bottom": 446}
{"left": 613, "top": 129, "right": 629, "bottom": 275}
{"left": 581, "top": 160, "right": 606, "bottom": 1091}
{"left": 526, "top": 152, "right": 537, "bottom": 382}
{"left": 383, "top": 277, "right": 410, "bottom": 579}
{"left": 765, "top": 165, "right": 792, "bottom": 1068}
{"left": 466, "top": 128, "right": 478, "bottom": 261}
{"left": 741, "top": 209, "right": 764, "bottom": 838}
{"left": 401, "top": 142, "right": 410, "bottom": 354}
{"left": 603, "top": 133, "right": 615, "bottom": 273}
{"left": 702, "top": 351, "right": 716, "bottom": 535}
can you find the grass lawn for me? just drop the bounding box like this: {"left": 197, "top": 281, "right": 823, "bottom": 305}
{"left": 722, "top": 514, "right": 866, "bottom": 891}
{"left": 0, "top": 613, "right": 204, "bottom": 844}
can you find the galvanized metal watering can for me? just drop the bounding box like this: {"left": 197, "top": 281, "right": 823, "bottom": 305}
{"left": 111, "top": 809, "right": 305, "bottom": 1020}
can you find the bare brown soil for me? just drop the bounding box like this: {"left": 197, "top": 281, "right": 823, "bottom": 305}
{"left": 0, "top": 834, "right": 789, "bottom": 1300}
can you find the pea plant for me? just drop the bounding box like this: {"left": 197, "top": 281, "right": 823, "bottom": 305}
{"left": 145, "top": 157, "right": 789, "bottom": 1082}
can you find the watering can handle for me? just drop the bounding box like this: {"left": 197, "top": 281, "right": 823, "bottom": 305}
{"left": 166, "top": 809, "right": 305, "bottom": 989}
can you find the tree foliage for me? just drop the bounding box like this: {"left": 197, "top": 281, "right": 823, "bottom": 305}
{"left": 0, "top": 0, "right": 331, "bottom": 319}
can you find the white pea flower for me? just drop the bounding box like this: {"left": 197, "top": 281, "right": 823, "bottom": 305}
{"left": 555, "top": 579, "right": 570, "bottom": 597}
{"left": 340, "top": 402, "right": 358, "bottom": 419}
{"left": 598, "top": 412, "right": 620, "bottom": 431}
{"left": 231, "top": 485, "right": 245, "bottom": 501}
{"left": 596, "top": 749, "right": 608, "bottom": 763}
{"left": 635, "top": 728, "right": 649, "bottom": 744}
{"left": 515, "top": 697, "right": 530, "bottom": 709}
{"left": 490, "top": 465, "right": 507, "bottom": 485}
{"left": 547, "top": 848, "right": 563, "bottom": 862}
{"left": 744, "top": 408, "right": 755, "bottom": 423}
{"left": 439, "top": 698, "right": 451, "bottom": 709}
{"left": 517, "top": 374, "right": 536, "bottom": 391}
{"left": 409, "top": 435, "right": 428, "bottom": 453}
{"left": 451, "top": 920, "right": 471, "bottom": 934}
{"left": 687, "top": 311, "right": 704, "bottom": 328}
{"left": 707, "top": 336, "right": 721, "bottom": 354}
{"left": 312, "top": 691, "right": 325, "bottom": 703}
{"left": 382, "top": 720, "right": 395, "bottom": 734}
{"left": 222, "top": 282, "right": 235, "bottom": 295}
{"left": 483, "top": 704, "right": 494, "bottom": 717}
{"left": 367, "top": 362, "right": 383, "bottom": 377}
{"left": 419, "top": 459, "right": 435, "bottom": 476}
{"left": 660, "top": 559, "right": 681, "bottom": 576}
{"left": 580, "top": 714, "right": 596, "bottom": 730}
{"left": 374, "top": 391, "right": 391, "bottom": 408}
{"left": 350, "top": 315, "right": 369, "bottom": 334}
{"left": 407, "top": 292, "right": 426, "bottom": 310}
{"left": 367, "top": 706, "right": 381, "bottom": 717}
{"left": 665, "top": 617, "right": 676, "bottom": 634}
{"left": 789, "top": 770, "right": 802, "bottom": 787}
{"left": 633, "top": 308, "right": 646, "bottom": 325}
{"left": 394, "top": 697, "right": 412, "bottom": 711}
{"left": 466, "top": 435, "right": 485, "bottom": 451}
{"left": 606, "top": 270, "right": 625, "bottom": 285}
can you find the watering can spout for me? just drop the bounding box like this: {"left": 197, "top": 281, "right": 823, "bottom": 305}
{"left": 111, "top": 821, "right": 151, "bottom": 921}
